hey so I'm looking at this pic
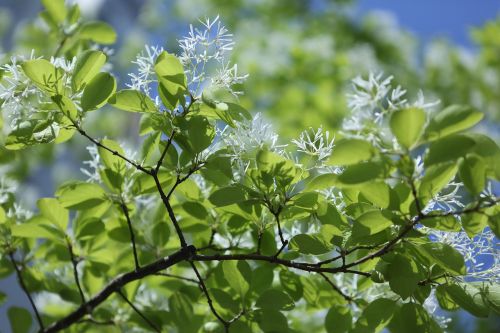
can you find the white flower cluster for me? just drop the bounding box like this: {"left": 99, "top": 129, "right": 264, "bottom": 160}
{"left": 0, "top": 53, "right": 77, "bottom": 140}
{"left": 343, "top": 72, "right": 439, "bottom": 135}
{"left": 292, "top": 127, "right": 334, "bottom": 162}
{"left": 430, "top": 228, "right": 499, "bottom": 283}
{"left": 221, "top": 113, "right": 282, "bottom": 159}
{"left": 178, "top": 16, "right": 248, "bottom": 96}
{"left": 80, "top": 144, "right": 149, "bottom": 206}
{"left": 127, "top": 45, "right": 164, "bottom": 99}
{"left": 0, "top": 53, "right": 40, "bottom": 127}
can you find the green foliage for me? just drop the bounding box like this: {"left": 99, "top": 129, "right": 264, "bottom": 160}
{"left": 0, "top": 2, "right": 498, "bottom": 333}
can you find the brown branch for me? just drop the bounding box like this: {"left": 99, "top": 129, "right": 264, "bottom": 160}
{"left": 42, "top": 246, "right": 196, "bottom": 333}
{"left": 316, "top": 245, "right": 381, "bottom": 267}
{"left": 154, "top": 131, "right": 176, "bottom": 175}
{"left": 152, "top": 173, "right": 188, "bottom": 248}
{"left": 189, "top": 261, "right": 229, "bottom": 331}
{"left": 120, "top": 201, "right": 140, "bottom": 270}
{"left": 273, "top": 212, "right": 286, "bottom": 246}
{"left": 117, "top": 290, "right": 161, "bottom": 333}
{"left": 73, "top": 124, "right": 151, "bottom": 174}
{"left": 66, "top": 241, "right": 86, "bottom": 304}
{"left": 76, "top": 317, "right": 115, "bottom": 326}
{"left": 8, "top": 251, "right": 45, "bottom": 331}
{"left": 318, "top": 272, "right": 353, "bottom": 302}
{"left": 154, "top": 272, "right": 200, "bottom": 285}
{"left": 193, "top": 253, "right": 369, "bottom": 275}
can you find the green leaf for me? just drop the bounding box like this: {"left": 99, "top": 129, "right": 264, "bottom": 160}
{"left": 222, "top": 260, "right": 250, "bottom": 298}
{"left": 325, "top": 305, "right": 352, "bottom": 333}
{"left": 352, "top": 298, "right": 396, "bottom": 333}
{"left": 424, "top": 134, "right": 476, "bottom": 166}
{"left": 11, "top": 217, "right": 65, "bottom": 241}
{"left": 209, "top": 186, "right": 247, "bottom": 206}
{"left": 306, "top": 173, "right": 337, "bottom": 191}
{"left": 56, "top": 181, "right": 109, "bottom": 210}
{"left": 256, "top": 289, "right": 295, "bottom": 311}
{"left": 328, "top": 138, "right": 376, "bottom": 166}
{"left": 458, "top": 154, "right": 486, "bottom": 195}
{"left": 289, "top": 234, "right": 332, "bottom": 255}
{"left": 421, "top": 214, "right": 461, "bottom": 232}
{"left": 336, "top": 160, "right": 384, "bottom": 185}
{"left": 147, "top": 221, "right": 170, "bottom": 248}
{"left": 474, "top": 282, "right": 500, "bottom": 315}
{"left": 386, "top": 254, "right": 424, "bottom": 299}
{"left": 21, "top": 59, "right": 63, "bottom": 94}
{"left": 461, "top": 212, "right": 488, "bottom": 238}
{"left": 418, "top": 162, "right": 458, "bottom": 204}
{"left": 256, "top": 309, "right": 289, "bottom": 332}
{"left": 444, "top": 283, "right": 490, "bottom": 317}
{"left": 250, "top": 264, "right": 274, "bottom": 294}
{"left": 154, "top": 51, "right": 186, "bottom": 110}
{"left": 358, "top": 182, "right": 391, "bottom": 209}
{"left": 8, "top": 307, "right": 32, "bottom": 333}
{"left": 410, "top": 242, "right": 466, "bottom": 276}
{"left": 37, "top": 197, "right": 69, "bottom": 230}
{"left": 41, "top": 0, "right": 66, "bottom": 23}
{"left": 389, "top": 303, "right": 442, "bottom": 333}
{"left": 169, "top": 293, "right": 193, "bottom": 326}
{"left": 79, "top": 21, "right": 117, "bottom": 44}
{"left": 182, "top": 201, "right": 208, "bottom": 220}
{"left": 211, "top": 288, "right": 239, "bottom": 313}
{"left": 0, "top": 206, "right": 6, "bottom": 224}
{"left": 72, "top": 50, "right": 107, "bottom": 91}
{"left": 186, "top": 116, "right": 215, "bottom": 153}
{"left": 52, "top": 95, "right": 78, "bottom": 121}
{"left": 98, "top": 138, "right": 125, "bottom": 173}
{"left": 390, "top": 107, "right": 426, "bottom": 149}
{"left": 81, "top": 72, "right": 116, "bottom": 111}
{"left": 425, "top": 105, "right": 483, "bottom": 141}
{"left": 279, "top": 270, "right": 303, "bottom": 301}
{"left": 435, "top": 285, "right": 459, "bottom": 311}
{"left": 109, "top": 89, "right": 158, "bottom": 113}
{"left": 355, "top": 210, "right": 393, "bottom": 235}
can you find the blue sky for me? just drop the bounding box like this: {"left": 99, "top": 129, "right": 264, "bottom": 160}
{"left": 357, "top": 0, "right": 500, "bottom": 47}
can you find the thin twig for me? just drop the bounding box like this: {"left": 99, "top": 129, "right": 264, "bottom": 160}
{"left": 154, "top": 131, "right": 176, "bottom": 175}
{"left": 273, "top": 240, "right": 288, "bottom": 258}
{"left": 189, "top": 261, "right": 229, "bottom": 331}
{"left": 76, "top": 318, "right": 115, "bottom": 326}
{"left": 155, "top": 272, "right": 200, "bottom": 285}
{"left": 67, "top": 241, "right": 86, "bottom": 304}
{"left": 117, "top": 290, "right": 162, "bottom": 333}
{"left": 72, "top": 123, "right": 150, "bottom": 174}
{"left": 8, "top": 251, "right": 45, "bottom": 331}
{"left": 120, "top": 201, "right": 140, "bottom": 270}
{"left": 318, "top": 272, "right": 353, "bottom": 302}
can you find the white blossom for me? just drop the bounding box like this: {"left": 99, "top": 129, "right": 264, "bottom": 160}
{"left": 292, "top": 127, "right": 334, "bottom": 162}
{"left": 178, "top": 16, "right": 247, "bottom": 97}
{"left": 127, "top": 45, "right": 164, "bottom": 97}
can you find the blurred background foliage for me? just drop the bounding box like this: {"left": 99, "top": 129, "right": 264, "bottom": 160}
{"left": 0, "top": 0, "right": 499, "bottom": 331}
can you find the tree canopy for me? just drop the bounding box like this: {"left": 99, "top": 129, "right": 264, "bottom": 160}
{"left": 0, "top": 1, "right": 499, "bottom": 333}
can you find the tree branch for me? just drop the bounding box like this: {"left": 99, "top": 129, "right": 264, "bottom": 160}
{"left": 189, "top": 261, "right": 230, "bottom": 331}
{"left": 154, "top": 131, "right": 176, "bottom": 175}
{"left": 72, "top": 123, "right": 150, "bottom": 174}
{"left": 42, "top": 246, "right": 196, "bottom": 333}
{"left": 8, "top": 251, "right": 45, "bottom": 331}
{"left": 117, "top": 290, "right": 161, "bottom": 333}
{"left": 154, "top": 272, "right": 200, "bottom": 285}
{"left": 120, "top": 201, "right": 140, "bottom": 270}
{"left": 66, "top": 241, "right": 86, "bottom": 304}
{"left": 318, "top": 272, "right": 353, "bottom": 302}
